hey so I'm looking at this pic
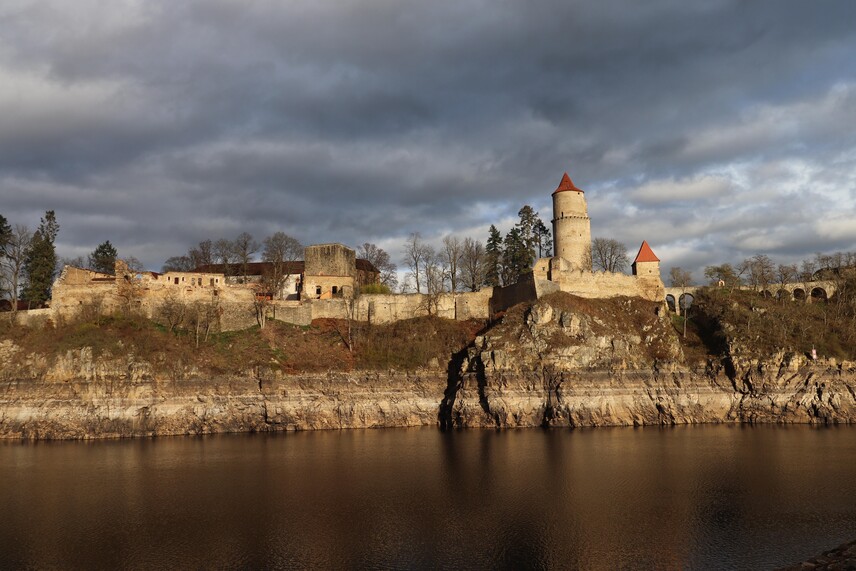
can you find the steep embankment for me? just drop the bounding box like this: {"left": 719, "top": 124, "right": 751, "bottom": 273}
{"left": 440, "top": 293, "right": 856, "bottom": 428}
{"left": 1, "top": 292, "right": 855, "bottom": 439}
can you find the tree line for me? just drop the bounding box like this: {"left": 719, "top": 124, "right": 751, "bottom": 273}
{"left": 699, "top": 251, "right": 856, "bottom": 296}
{"left": 0, "top": 210, "right": 133, "bottom": 312}
{"left": 399, "top": 205, "right": 644, "bottom": 295}
{"left": 161, "top": 232, "right": 400, "bottom": 298}
{"left": 1, "top": 210, "right": 59, "bottom": 311}
{"left": 401, "top": 205, "right": 552, "bottom": 295}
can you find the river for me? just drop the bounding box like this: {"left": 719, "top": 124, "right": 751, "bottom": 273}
{"left": 1, "top": 425, "right": 854, "bottom": 569}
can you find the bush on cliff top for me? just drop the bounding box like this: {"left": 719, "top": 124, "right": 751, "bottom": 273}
{"left": 0, "top": 312, "right": 485, "bottom": 375}
{"left": 688, "top": 284, "right": 856, "bottom": 361}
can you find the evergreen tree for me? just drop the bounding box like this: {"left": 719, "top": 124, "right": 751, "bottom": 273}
{"left": 23, "top": 210, "right": 59, "bottom": 306}
{"left": 484, "top": 225, "right": 503, "bottom": 287}
{"left": 515, "top": 205, "right": 539, "bottom": 263}
{"left": 0, "top": 213, "right": 10, "bottom": 252}
{"left": 533, "top": 218, "right": 552, "bottom": 258}
{"left": 502, "top": 227, "right": 530, "bottom": 285}
{"left": 89, "top": 240, "right": 118, "bottom": 274}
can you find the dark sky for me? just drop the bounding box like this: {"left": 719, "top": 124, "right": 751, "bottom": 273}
{"left": 2, "top": 0, "right": 855, "bottom": 281}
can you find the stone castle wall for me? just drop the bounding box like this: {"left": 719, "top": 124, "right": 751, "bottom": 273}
{"left": 492, "top": 262, "right": 664, "bottom": 315}
{"left": 304, "top": 244, "right": 355, "bottom": 277}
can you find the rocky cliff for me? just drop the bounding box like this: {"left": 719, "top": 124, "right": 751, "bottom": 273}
{"left": 1, "top": 292, "right": 855, "bottom": 439}
{"left": 442, "top": 294, "right": 856, "bottom": 428}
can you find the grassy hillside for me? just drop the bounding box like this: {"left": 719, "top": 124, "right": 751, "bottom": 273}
{"left": 678, "top": 282, "right": 856, "bottom": 361}
{"left": 0, "top": 314, "right": 484, "bottom": 375}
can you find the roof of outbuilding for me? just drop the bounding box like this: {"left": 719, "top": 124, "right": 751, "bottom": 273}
{"left": 193, "top": 259, "right": 380, "bottom": 276}
{"left": 633, "top": 240, "right": 660, "bottom": 263}
{"left": 553, "top": 172, "right": 584, "bottom": 194}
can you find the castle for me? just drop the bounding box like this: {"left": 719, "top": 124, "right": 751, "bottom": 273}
{"left": 28, "top": 171, "right": 664, "bottom": 331}
{"left": 505, "top": 172, "right": 665, "bottom": 307}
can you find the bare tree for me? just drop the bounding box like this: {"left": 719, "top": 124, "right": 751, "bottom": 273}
{"left": 0, "top": 225, "right": 31, "bottom": 317}
{"left": 421, "top": 249, "right": 445, "bottom": 315}
{"left": 441, "top": 236, "right": 463, "bottom": 292}
{"left": 233, "top": 232, "right": 260, "bottom": 280}
{"left": 740, "top": 254, "right": 775, "bottom": 292}
{"left": 799, "top": 259, "right": 817, "bottom": 285}
{"left": 160, "top": 291, "right": 188, "bottom": 334}
{"left": 776, "top": 264, "right": 798, "bottom": 304}
{"left": 591, "top": 237, "right": 629, "bottom": 273}
{"left": 188, "top": 239, "right": 214, "bottom": 269}
{"left": 704, "top": 263, "right": 742, "bottom": 293}
{"left": 357, "top": 242, "right": 398, "bottom": 290}
{"left": 262, "top": 232, "right": 302, "bottom": 299}
{"left": 214, "top": 238, "right": 238, "bottom": 275}
{"left": 460, "top": 237, "right": 486, "bottom": 292}
{"left": 189, "top": 299, "right": 220, "bottom": 347}
{"left": 162, "top": 255, "right": 194, "bottom": 272}
{"left": 402, "top": 233, "right": 432, "bottom": 293}
{"left": 252, "top": 284, "right": 271, "bottom": 329}
{"left": 669, "top": 267, "right": 693, "bottom": 338}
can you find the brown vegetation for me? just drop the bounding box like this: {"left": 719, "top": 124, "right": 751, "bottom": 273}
{"left": 0, "top": 312, "right": 485, "bottom": 376}
{"left": 684, "top": 280, "right": 856, "bottom": 361}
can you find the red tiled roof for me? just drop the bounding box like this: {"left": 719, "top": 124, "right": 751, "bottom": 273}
{"left": 553, "top": 172, "right": 584, "bottom": 194}
{"left": 356, "top": 259, "right": 380, "bottom": 274}
{"left": 633, "top": 241, "right": 660, "bottom": 263}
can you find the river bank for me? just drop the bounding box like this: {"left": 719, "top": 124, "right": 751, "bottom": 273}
{"left": 2, "top": 292, "right": 855, "bottom": 439}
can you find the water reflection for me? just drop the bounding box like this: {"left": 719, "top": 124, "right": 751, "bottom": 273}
{"left": 1, "top": 425, "right": 855, "bottom": 569}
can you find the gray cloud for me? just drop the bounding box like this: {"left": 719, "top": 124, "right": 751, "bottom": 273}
{"left": 1, "top": 0, "right": 855, "bottom": 279}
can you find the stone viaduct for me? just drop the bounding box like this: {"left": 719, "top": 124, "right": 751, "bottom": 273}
{"left": 664, "top": 280, "right": 839, "bottom": 315}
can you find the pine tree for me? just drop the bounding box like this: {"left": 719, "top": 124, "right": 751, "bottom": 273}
{"left": 515, "top": 205, "right": 539, "bottom": 263}
{"left": 0, "top": 213, "right": 10, "bottom": 251}
{"left": 502, "top": 227, "right": 530, "bottom": 285}
{"left": 484, "top": 225, "right": 503, "bottom": 287}
{"left": 89, "top": 240, "right": 118, "bottom": 274}
{"left": 533, "top": 218, "right": 552, "bottom": 258}
{"left": 23, "top": 211, "right": 59, "bottom": 306}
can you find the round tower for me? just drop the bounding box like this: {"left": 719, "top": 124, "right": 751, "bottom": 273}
{"left": 552, "top": 172, "right": 592, "bottom": 270}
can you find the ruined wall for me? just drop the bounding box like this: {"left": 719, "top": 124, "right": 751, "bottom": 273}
{"left": 490, "top": 273, "right": 540, "bottom": 315}
{"left": 303, "top": 275, "right": 355, "bottom": 300}
{"left": 50, "top": 267, "right": 118, "bottom": 318}
{"left": 304, "top": 244, "right": 355, "bottom": 278}
{"left": 454, "top": 289, "right": 493, "bottom": 321}
{"left": 551, "top": 268, "right": 664, "bottom": 302}
{"left": 303, "top": 244, "right": 357, "bottom": 300}
{"left": 270, "top": 301, "right": 312, "bottom": 326}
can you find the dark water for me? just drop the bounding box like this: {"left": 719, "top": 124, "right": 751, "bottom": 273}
{"left": 1, "top": 426, "right": 855, "bottom": 570}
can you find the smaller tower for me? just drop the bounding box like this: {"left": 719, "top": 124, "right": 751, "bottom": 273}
{"left": 632, "top": 241, "right": 660, "bottom": 278}
{"left": 552, "top": 172, "right": 592, "bottom": 270}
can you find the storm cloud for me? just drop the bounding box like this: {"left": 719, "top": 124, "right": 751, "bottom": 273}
{"left": 1, "top": 0, "right": 855, "bottom": 279}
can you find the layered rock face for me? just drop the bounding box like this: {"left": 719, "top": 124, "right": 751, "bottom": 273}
{"left": 440, "top": 296, "right": 856, "bottom": 428}
{"left": 2, "top": 293, "right": 855, "bottom": 439}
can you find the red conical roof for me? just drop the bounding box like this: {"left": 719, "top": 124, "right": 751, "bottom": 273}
{"left": 553, "top": 172, "right": 584, "bottom": 194}
{"left": 633, "top": 241, "right": 660, "bottom": 263}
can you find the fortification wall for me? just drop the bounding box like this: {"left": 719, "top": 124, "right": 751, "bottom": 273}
{"left": 454, "top": 289, "right": 493, "bottom": 321}
{"left": 552, "top": 269, "right": 664, "bottom": 302}
{"left": 270, "top": 301, "right": 313, "bottom": 327}
{"left": 50, "top": 267, "right": 119, "bottom": 318}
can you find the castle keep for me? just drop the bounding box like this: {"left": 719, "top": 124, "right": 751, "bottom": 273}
{"left": 524, "top": 172, "right": 665, "bottom": 305}
{"left": 551, "top": 172, "right": 592, "bottom": 270}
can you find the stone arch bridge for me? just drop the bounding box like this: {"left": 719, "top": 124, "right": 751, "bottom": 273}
{"left": 664, "top": 280, "right": 839, "bottom": 316}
